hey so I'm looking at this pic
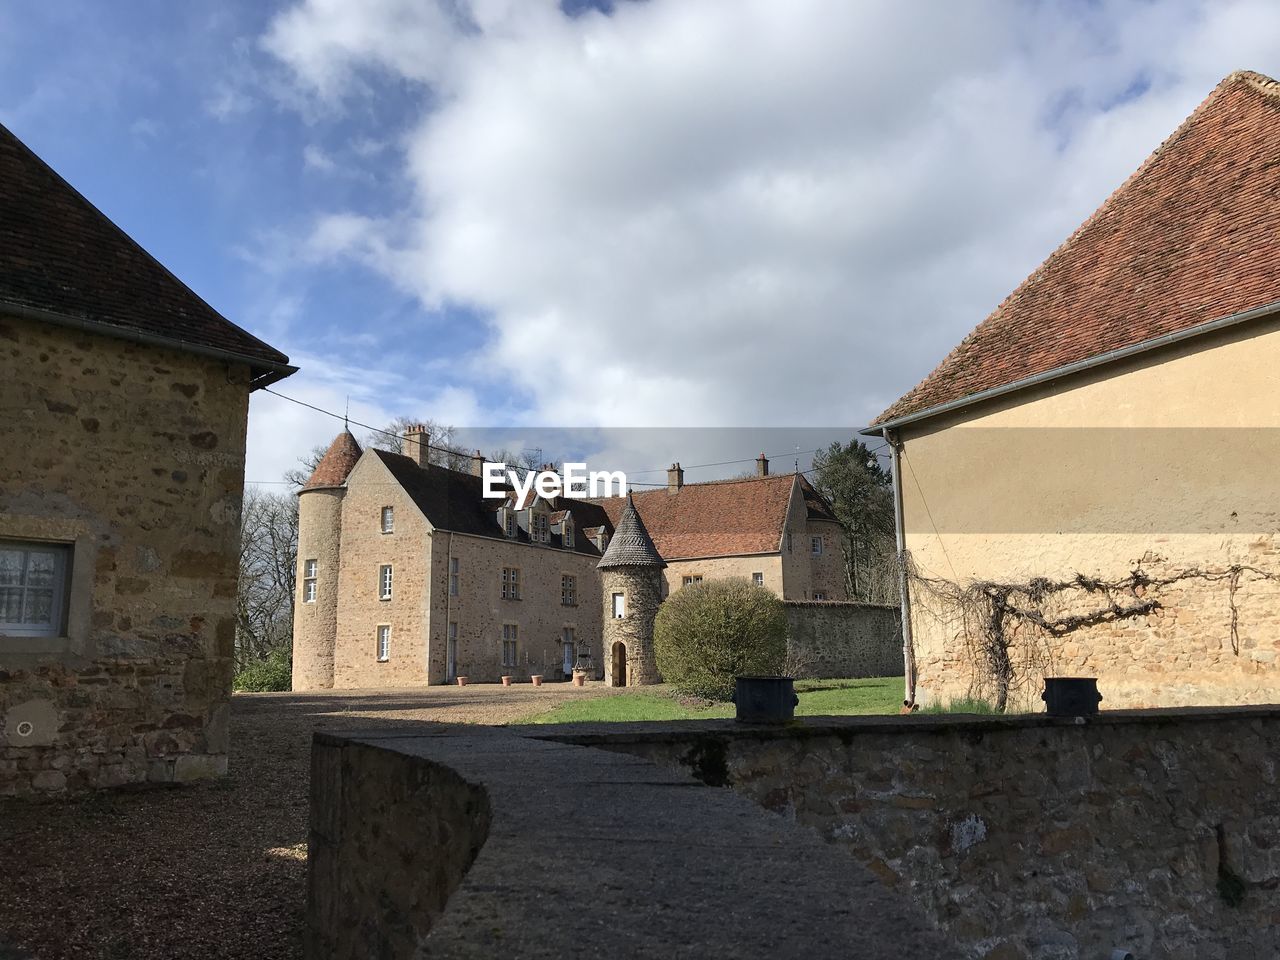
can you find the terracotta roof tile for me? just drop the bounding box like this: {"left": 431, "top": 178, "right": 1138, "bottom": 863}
{"left": 876, "top": 70, "right": 1280, "bottom": 425}
{"left": 597, "top": 495, "right": 666, "bottom": 569}
{"left": 302, "top": 431, "right": 363, "bottom": 490}
{"left": 0, "top": 122, "right": 290, "bottom": 374}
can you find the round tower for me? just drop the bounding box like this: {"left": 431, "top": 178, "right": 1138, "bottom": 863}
{"left": 598, "top": 494, "right": 666, "bottom": 687}
{"left": 292, "top": 429, "right": 362, "bottom": 690}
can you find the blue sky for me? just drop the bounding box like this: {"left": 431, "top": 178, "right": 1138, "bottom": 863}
{"left": 4, "top": 1, "right": 1280, "bottom": 485}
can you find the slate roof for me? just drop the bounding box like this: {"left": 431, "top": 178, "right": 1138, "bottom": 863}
{"left": 597, "top": 495, "right": 666, "bottom": 570}
{"left": 594, "top": 473, "right": 838, "bottom": 560}
{"left": 0, "top": 122, "right": 292, "bottom": 382}
{"left": 302, "top": 431, "right": 363, "bottom": 490}
{"left": 875, "top": 70, "right": 1280, "bottom": 426}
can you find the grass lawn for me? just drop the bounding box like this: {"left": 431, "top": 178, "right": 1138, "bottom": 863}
{"left": 523, "top": 676, "right": 904, "bottom": 724}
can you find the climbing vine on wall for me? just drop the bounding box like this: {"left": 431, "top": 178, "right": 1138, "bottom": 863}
{"left": 908, "top": 556, "right": 1279, "bottom": 712}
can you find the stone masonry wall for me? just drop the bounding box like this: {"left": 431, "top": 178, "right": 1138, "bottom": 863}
{"left": 293, "top": 487, "right": 342, "bottom": 690}
{"left": 579, "top": 709, "right": 1280, "bottom": 960}
{"left": 602, "top": 566, "right": 663, "bottom": 685}
{"left": 784, "top": 601, "right": 901, "bottom": 678}
{"left": 0, "top": 317, "right": 248, "bottom": 795}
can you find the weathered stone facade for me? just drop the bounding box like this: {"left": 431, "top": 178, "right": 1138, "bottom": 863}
{"left": 0, "top": 318, "right": 254, "bottom": 795}
{"left": 578, "top": 708, "right": 1280, "bottom": 960}
{"left": 601, "top": 567, "right": 663, "bottom": 686}
{"left": 783, "top": 601, "right": 901, "bottom": 678}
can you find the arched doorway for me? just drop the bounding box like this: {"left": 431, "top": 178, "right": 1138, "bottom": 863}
{"left": 611, "top": 641, "right": 627, "bottom": 687}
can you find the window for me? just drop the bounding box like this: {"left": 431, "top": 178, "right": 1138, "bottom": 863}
{"left": 531, "top": 512, "right": 549, "bottom": 543}
{"left": 612, "top": 592, "right": 625, "bottom": 619}
{"left": 752, "top": 572, "right": 764, "bottom": 587}
{"left": 381, "top": 506, "right": 394, "bottom": 533}
{"left": 562, "top": 520, "right": 574, "bottom": 549}
{"left": 379, "top": 564, "right": 393, "bottom": 600}
{"left": 502, "top": 623, "right": 518, "bottom": 666}
{"left": 0, "top": 541, "right": 71, "bottom": 638}
{"left": 376, "top": 625, "right": 391, "bottom": 662}
{"left": 682, "top": 575, "right": 703, "bottom": 588}
{"left": 505, "top": 512, "right": 516, "bottom": 538}
{"left": 811, "top": 536, "right": 823, "bottom": 556}
{"left": 303, "top": 558, "right": 318, "bottom": 603}
{"left": 502, "top": 567, "right": 521, "bottom": 600}
{"left": 449, "top": 557, "right": 459, "bottom": 596}
{"left": 813, "top": 592, "right": 827, "bottom": 601}
{"left": 561, "top": 574, "right": 576, "bottom": 607}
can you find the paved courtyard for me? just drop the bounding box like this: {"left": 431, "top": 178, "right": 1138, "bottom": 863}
{"left": 0, "top": 682, "right": 617, "bottom": 960}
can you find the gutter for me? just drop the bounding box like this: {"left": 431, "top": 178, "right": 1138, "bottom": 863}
{"left": 882, "top": 428, "right": 916, "bottom": 707}
{"left": 0, "top": 300, "right": 297, "bottom": 391}
{"left": 862, "top": 298, "right": 1280, "bottom": 436}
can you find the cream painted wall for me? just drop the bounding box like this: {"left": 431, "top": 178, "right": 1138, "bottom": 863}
{"left": 899, "top": 314, "right": 1280, "bottom": 709}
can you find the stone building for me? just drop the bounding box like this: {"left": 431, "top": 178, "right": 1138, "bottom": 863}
{"left": 293, "top": 429, "right": 847, "bottom": 688}
{"left": 598, "top": 495, "right": 666, "bottom": 686}
{"left": 869, "top": 70, "right": 1280, "bottom": 709}
{"left": 0, "top": 122, "right": 294, "bottom": 795}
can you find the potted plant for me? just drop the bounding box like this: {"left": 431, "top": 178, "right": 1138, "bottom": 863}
{"left": 530, "top": 674, "right": 543, "bottom": 686}
{"left": 501, "top": 675, "right": 513, "bottom": 687}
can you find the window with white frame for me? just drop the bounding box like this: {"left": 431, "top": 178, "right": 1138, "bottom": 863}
{"left": 502, "top": 623, "right": 518, "bottom": 666}
{"left": 501, "top": 567, "right": 521, "bottom": 600}
{"left": 504, "top": 512, "right": 516, "bottom": 538}
{"left": 752, "top": 572, "right": 764, "bottom": 587}
{"left": 612, "top": 592, "right": 625, "bottom": 619}
{"left": 379, "top": 564, "right": 393, "bottom": 600}
{"left": 563, "top": 625, "right": 575, "bottom": 663}
{"left": 303, "top": 558, "right": 318, "bottom": 603}
{"left": 376, "top": 624, "right": 391, "bottom": 662}
{"left": 0, "top": 540, "right": 71, "bottom": 638}
{"left": 381, "top": 506, "right": 394, "bottom": 533}
{"left": 533, "top": 513, "right": 549, "bottom": 543}
{"left": 811, "top": 536, "right": 823, "bottom": 556}
{"left": 682, "top": 575, "right": 703, "bottom": 588}
{"left": 562, "top": 519, "right": 574, "bottom": 549}
{"left": 449, "top": 556, "right": 459, "bottom": 596}
{"left": 561, "top": 574, "right": 576, "bottom": 607}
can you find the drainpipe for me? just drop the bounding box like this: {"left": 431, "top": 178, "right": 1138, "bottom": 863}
{"left": 883, "top": 428, "right": 917, "bottom": 707}
{"left": 443, "top": 531, "right": 454, "bottom": 684}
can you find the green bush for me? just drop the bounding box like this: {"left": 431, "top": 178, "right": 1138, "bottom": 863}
{"left": 233, "top": 649, "right": 292, "bottom": 692}
{"left": 653, "top": 578, "right": 788, "bottom": 701}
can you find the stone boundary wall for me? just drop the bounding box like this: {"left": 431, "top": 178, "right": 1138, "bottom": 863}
{"left": 784, "top": 601, "right": 901, "bottom": 678}
{"left": 540, "top": 708, "right": 1280, "bottom": 960}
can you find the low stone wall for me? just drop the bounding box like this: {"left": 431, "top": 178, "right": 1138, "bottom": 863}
{"left": 543, "top": 707, "right": 1280, "bottom": 960}
{"left": 307, "top": 734, "right": 492, "bottom": 957}
{"left": 784, "top": 601, "right": 901, "bottom": 678}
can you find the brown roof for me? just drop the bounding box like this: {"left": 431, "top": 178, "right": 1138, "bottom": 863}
{"left": 876, "top": 70, "right": 1280, "bottom": 426}
{"left": 597, "top": 494, "right": 666, "bottom": 570}
{"left": 595, "top": 473, "right": 835, "bottom": 560}
{"left": 302, "top": 431, "right": 363, "bottom": 490}
{"left": 0, "top": 122, "right": 292, "bottom": 381}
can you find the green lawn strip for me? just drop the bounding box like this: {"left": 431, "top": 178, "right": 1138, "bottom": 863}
{"left": 522, "top": 676, "right": 904, "bottom": 724}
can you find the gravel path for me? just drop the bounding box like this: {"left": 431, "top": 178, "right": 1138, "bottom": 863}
{"left": 0, "top": 682, "right": 617, "bottom": 960}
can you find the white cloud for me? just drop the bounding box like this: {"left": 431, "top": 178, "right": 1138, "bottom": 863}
{"left": 260, "top": 0, "right": 1280, "bottom": 435}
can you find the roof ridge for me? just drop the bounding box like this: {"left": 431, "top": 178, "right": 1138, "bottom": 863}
{"left": 875, "top": 68, "right": 1280, "bottom": 425}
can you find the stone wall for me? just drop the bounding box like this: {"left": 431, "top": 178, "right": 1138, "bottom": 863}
{"left": 558, "top": 708, "right": 1280, "bottom": 960}
{"left": 602, "top": 566, "right": 663, "bottom": 685}
{"left": 293, "top": 487, "right": 343, "bottom": 690}
{"left": 784, "top": 601, "right": 901, "bottom": 678}
{"left": 0, "top": 317, "right": 248, "bottom": 795}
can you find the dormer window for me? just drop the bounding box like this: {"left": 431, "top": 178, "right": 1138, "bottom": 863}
{"left": 533, "top": 513, "right": 549, "bottom": 543}
{"left": 504, "top": 511, "right": 516, "bottom": 538}
{"left": 562, "top": 518, "right": 574, "bottom": 549}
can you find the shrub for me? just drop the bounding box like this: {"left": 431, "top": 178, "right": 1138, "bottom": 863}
{"left": 233, "top": 649, "right": 292, "bottom": 692}
{"left": 653, "top": 578, "right": 788, "bottom": 701}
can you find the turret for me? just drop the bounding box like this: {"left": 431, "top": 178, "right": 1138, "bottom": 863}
{"left": 598, "top": 494, "right": 666, "bottom": 686}
{"left": 292, "top": 429, "right": 362, "bottom": 690}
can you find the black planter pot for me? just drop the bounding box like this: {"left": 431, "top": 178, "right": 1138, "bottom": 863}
{"left": 733, "top": 676, "right": 798, "bottom": 723}
{"left": 1042, "top": 677, "right": 1102, "bottom": 717}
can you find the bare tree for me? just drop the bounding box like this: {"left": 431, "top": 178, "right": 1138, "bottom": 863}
{"left": 235, "top": 487, "right": 298, "bottom": 669}
{"left": 283, "top": 444, "right": 328, "bottom": 491}
{"left": 366, "top": 416, "right": 473, "bottom": 471}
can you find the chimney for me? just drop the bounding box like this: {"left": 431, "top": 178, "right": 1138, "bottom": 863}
{"left": 667, "top": 462, "right": 684, "bottom": 494}
{"left": 756, "top": 452, "right": 769, "bottom": 477}
{"left": 403, "top": 425, "right": 430, "bottom": 469}
{"left": 470, "top": 449, "right": 485, "bottom": 477}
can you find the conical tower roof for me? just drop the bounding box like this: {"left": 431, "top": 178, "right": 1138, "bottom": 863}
{"left": 597, "top": 494, "right": 666, "bottom": 570}
{"left": 302, "top": 430, "right": 363, "bottom": 490}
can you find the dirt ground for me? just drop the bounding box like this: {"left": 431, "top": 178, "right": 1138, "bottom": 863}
{"left": 0, "top": 682, "right": 616, "bottom": 960}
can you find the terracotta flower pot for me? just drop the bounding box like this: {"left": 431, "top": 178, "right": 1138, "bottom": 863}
{"left": 572, "top": 672, "right": 585, "bottom": 687}
{"left": 531, "top": 675, "right": 543, "bottom": 687}
{"left": 456, "top": 676, "right": 469, "bottom": 686}
{"left": 501, "top": 676, "right": 512, "bottom": 687}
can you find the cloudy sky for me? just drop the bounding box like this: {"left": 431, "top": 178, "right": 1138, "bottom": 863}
{"left": 4, "top": 0, "right": 1280, "bottom": 485}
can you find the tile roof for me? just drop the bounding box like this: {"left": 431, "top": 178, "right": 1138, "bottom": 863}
{"left": 597, "top": 495, "right": 666, "bottom": 569}
{"left": 875, "top": 70, "right": 1280, "bottom": 426}
{"left": 0, "top": 122, "right": 292, "bottom": 379}
{"left": 594, "top": 473, "right": 836, "bottom": 560}
{"left": 302, "top": 431, "right": 363, "bottom": 490}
